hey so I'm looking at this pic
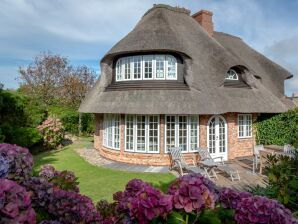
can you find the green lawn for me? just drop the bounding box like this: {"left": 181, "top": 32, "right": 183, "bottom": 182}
{"left": 33, "top": 138, "right": 175, "bottom": 202}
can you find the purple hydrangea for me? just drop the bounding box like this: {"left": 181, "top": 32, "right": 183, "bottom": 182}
{"left": 39, "top": 164, "right": 79, "bottom": 192}
{"left": 116, "top": 179, "right": 173, "bottom": 224}
{"left": 0, "top": 155, "right": 9, "bottom": 178}
{"left": 48, "top": 189, "right": 101, "bottom": 224}
{"left": 167, "top": 173, "right": 217, "bottom": 213}
{"left": 0, "top": 143, "right": 33, "bottom": 183}
{"left": 0, "top": 179, "right": 36, "bottom": 224}
{"left": 39, "top": 221, "right": 62, "bottom": 224}
{"left": 235, "top": 195, "right": 298, "bottom": 224}
{"left": 23, "top": 177, "right": 54, "bottom": 208}
{"left": 219, "top": 188, "right": 252, "bottom": 209}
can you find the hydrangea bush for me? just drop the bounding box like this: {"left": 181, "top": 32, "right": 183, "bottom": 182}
{"left": 0, "top": 143, "right": 33, "bottom": 183}
{"left": 48, "top": 189, "right": 101, "bottom": 224}
{"left": 1, "top": 142, "right": 297, "bottom": 224}
{"left": 37, "top": 117, "right": 64, "bottom": 150}
{"left": 39, "top": 164, "right": 79, "bottom": 192}
{"left": 0, "top": 179, "right": 36, "bottom": 224}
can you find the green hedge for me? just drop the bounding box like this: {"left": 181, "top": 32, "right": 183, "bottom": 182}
{"left": 256, "top": 109, "right": 298, "bottom": 147}
{"left": 48, "top": 106, "right": 94, "bottom": 135}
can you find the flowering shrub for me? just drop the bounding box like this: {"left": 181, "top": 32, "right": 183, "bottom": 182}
{"left": 0, "top": 179, "right": 36, "bottom": 224}
{"left": 168, "top": 173, "right": 217, "bottom": 213}
{"left": 37, "top": 117, "right": 64, "bottom": 149}
{"left": 48, "top": 189, "right": 101, "bottom": 224}
{"left": 39, "top": 164, "right": 79, "bottom": 192}
{"left": 0, "top": 155, "right": 9, "bottom": 178}
{"left": 96, "top": 200, "right": 120, "bottom": 224}
{"left": 220, "top": 188, "right": 298, "bottom": 224}
{"left": 23, "top": 177, "right": 54, "bottom": 208}
{"left": 39, "top": 221, "right": 62, "bottom": 224}
{"left": 0, "top": 143, "right": 33, "bottom": 183}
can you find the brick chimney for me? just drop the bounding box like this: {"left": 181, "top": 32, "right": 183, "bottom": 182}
{"left": 192, "top": 10, "right": 214, "bottom": 36}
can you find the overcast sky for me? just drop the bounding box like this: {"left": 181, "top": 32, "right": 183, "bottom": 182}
{"left": 0, "top": 0, "right": 297, "bottom": 96}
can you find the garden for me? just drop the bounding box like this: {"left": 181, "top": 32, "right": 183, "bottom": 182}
{"left": 1, "top": 142, "right": 298, "bottom": 224}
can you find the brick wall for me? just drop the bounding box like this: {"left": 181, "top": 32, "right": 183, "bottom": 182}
{"left": 93, "top": 113, "right": 256, "bottom": 166}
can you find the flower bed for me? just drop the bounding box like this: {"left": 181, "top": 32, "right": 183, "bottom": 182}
{"left": 0, "top": 143, "right": 297, "bottom": 224}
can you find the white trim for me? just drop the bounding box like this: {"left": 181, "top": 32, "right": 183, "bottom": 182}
{"left": 238, "top": 114, "right": 252, "bottom": 138}
{"left": 124, "top": 115, "right": 160, "bottom": 153}
{"left": 164, "top": 115, "right": 200, "bottom": 153}
{"left": 225, "top": 69, "right": 239, "bottom": 81}
{"left": 207, "top": 115, "right": 228, "bottom": 161}
{"left": 115, "top": 54, "right": 177, "bottom": 81}
{"left": 103, "top": 114, "right": 120, "bottom": 151}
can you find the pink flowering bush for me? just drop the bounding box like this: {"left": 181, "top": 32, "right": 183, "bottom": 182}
{"left": 0, "top": 143, "right": 33, "bottom": 183}
{"left": 37, "top": 117, "right": 64, "bottom": 149}
{"left": 0, "top": 179, "right": 36, "bottom": 223}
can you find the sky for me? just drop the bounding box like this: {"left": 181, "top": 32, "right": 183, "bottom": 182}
{"left": 0, "top": 0, "right": 297, "bottom": 96}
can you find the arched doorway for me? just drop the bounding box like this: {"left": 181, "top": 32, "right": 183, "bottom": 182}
{"left": 207, "top": 115, "right": 228, "bottom": 161}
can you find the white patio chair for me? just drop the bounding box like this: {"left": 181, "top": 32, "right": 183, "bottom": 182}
{"left": 253, "top": 145, "right": 264, "bottom": 173}
{"left": 197, "top": 147, "right": 240, "bottom": 182}
{"left": 169, "top": 147, "right": 205, "bottom": 176}
{"left": 284, "top": 144, "right": 295, "bottom": 157}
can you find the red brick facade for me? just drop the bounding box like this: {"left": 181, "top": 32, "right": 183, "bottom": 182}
{"left": 94, "top": 113, "right": 255, "bottom": 166}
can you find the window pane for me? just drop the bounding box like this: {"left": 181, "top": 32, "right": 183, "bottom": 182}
{"left": 166, "top": 55, "right": 177, "bottom": 79}
{"left": 189, "top": 116, "right": 198, "bottom": 151}
{"left": 125, "top": 115, "right": 134, "bottom": 151}
{"left": 178, "top": 116, "right": 187, "bottom": 152}
{"left": 116, "top": 59, "right": 122, "bottom": 81}
{"left": 114, "top": 115, "right": 120, "bottom": 149}
{"left": 155, "top": 55, "right": 165, "bottom": 79}
{"left": 136, "top": 115, "right": 146, "bottom": 151}
{"left": 124, "top": 57, "right": 131, "bottom": 80}
{"left": 143, "top": 56, "right": 153, "bottom": 79}
{"left": 133, "top": 56, "right": 142, "bottom": 79}
{"left": 166, "top": 116, "right": 176, "bottom": 152}
{"left": 148, "top": 116, "right": 159, "bottom": 152}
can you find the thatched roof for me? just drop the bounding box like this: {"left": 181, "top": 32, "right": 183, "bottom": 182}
{"left": 79, "top": 4, "right": 294, "bottom": 114}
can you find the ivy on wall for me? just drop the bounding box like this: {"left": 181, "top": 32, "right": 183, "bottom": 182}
{"left": 256, "top": 109, "right": 298, "bottom": 147}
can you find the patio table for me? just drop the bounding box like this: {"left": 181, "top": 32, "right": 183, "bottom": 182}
{"left": 259, "top": 147, "right": 293, "bottom": 174}
{"left": 198, "top": 160, "right": 218, "bottom": 180}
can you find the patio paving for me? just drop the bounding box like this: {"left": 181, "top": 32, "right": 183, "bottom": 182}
{"left": 74, "top": 147, "right": 267, "bottom": 190}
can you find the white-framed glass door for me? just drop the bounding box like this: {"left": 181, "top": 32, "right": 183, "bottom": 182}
{"left": 207, "top": 115, "right": 228, "bottom": 161}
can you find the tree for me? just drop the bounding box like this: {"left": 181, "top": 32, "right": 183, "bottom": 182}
{"left": 18, "top": 52, "right": 95, "bottom": 108}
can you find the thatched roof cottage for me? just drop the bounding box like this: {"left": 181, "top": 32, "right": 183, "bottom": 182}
{"left": 79, "top": 4, "right": 294, "bottom": 165}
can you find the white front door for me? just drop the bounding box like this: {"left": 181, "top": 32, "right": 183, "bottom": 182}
{"left": 207, "top": 115, "right": 228, "bottom": 161}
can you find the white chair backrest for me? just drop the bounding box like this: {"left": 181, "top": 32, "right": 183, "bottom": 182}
{"left": 284, "top": 144, "right": 293, "bottom": 153}
{"left": 197, "top": 148, "right": 212, "bottom": 161}
{"left": 254, "top": 145, "right": 264, "bottom": 155}
{"left": 169, "top": 147, "right": 182, "bottom": 161}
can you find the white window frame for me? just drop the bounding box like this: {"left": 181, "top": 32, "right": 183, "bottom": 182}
{"left": 165, "top": 115, "right": 199, "bottom": 153}
{"left": 103, "top": 114, "right": 120, "bottom": 150}
{"left": 225, "top": 69, "right": 239, "bottom": 81}
{"left": 165, "top": 55, "right": 178, "bottom": 80}
{"left": 124, "top": 115, "right": 160, "bottom": 154}
{"left": 115, "top": 54, "right": 177, "bottom": 81}
{"left": 238, "top": 114, "right": 252, "bottom": 138}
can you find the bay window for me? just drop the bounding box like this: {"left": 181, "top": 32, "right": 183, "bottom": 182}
{"left": 165, "top": 115, "right": 199, "bottom": 152}
{"left": 103, "top": 114, "right": 120, "bottom": 150}
{"left": 125, "top": 115, "right": 160, "bottom": 153}
{"left": 238, "top": 114, "right": 252, "bottom": 138}
{"left": 116, "top": 54, "right": 177, "bottom": 81}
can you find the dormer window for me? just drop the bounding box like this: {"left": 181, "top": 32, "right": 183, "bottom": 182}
{"left": 115, "top": 54, "right": 177, "bottom": 81}
{"left": 225, "top": 69, "right": 238, "bottom": 80}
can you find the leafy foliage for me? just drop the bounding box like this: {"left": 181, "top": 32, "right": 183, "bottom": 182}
{"left": 0, "top": 88, "right": 45, "bottom": 148}
{"left": 0, "top": 143, "right": 33, "bottom": 183}
{"left": 18, "top": 52, "right": 96, "bottom": 108}
{"left": 256, "top": 109, "right": 298, "bottom": 147}
{"left": 37, "top": 117, "right": 64, "bottom": 149}
{"left": 0, "top": 155, "right": 9, "bottom": 178}
{"left": 0, "top": 179, "right": 36, "bottom": 224}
